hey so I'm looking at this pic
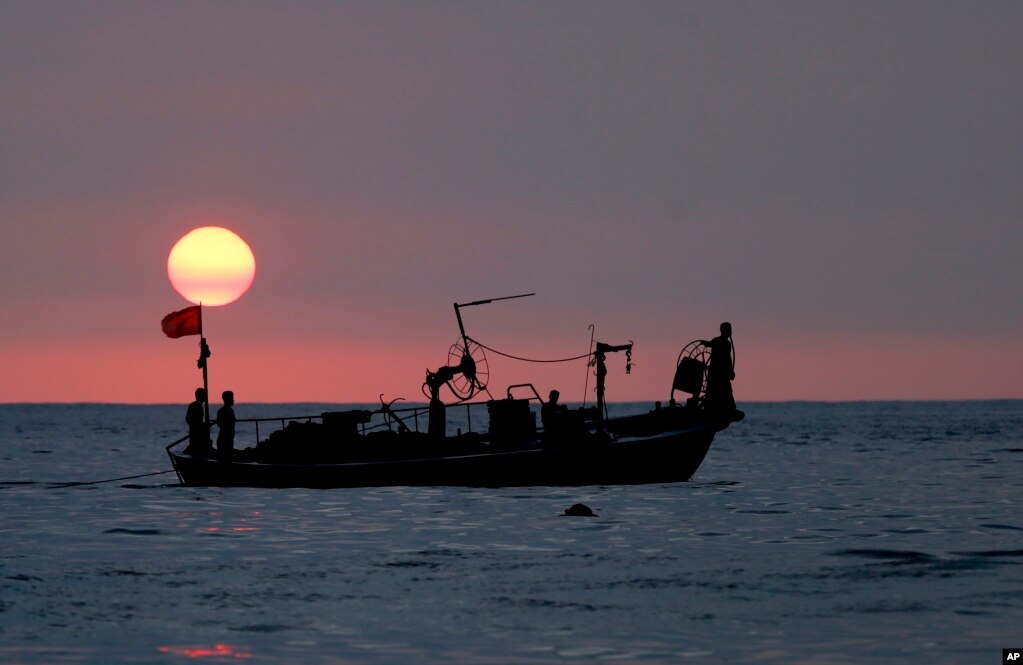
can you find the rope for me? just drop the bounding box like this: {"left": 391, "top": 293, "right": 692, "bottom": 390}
{"left": 46, "top": 469, "right": 177, "bottom": 489}
{"left": 468, "top": 337, "right": 593, "bottom": 364}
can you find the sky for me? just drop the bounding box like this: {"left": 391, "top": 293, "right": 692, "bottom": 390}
{"left": 2, "top": 1, "right": 1021, "bottom": 404}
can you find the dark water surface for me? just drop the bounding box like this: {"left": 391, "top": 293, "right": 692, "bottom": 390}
{"left": 1, "top": 402, "right": 1021, "bottom": 663}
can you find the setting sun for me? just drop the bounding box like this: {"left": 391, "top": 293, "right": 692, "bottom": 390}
{"left": 167, "top": 227, "right": 255, "bottom": 306}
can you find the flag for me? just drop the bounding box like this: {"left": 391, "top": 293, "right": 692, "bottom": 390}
{"left": 161, "top": 305, "right": 202, "bottom": 338}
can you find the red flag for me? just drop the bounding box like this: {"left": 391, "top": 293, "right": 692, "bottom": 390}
{"left": 161, "top": 306, "right": 201, "bottom": 338}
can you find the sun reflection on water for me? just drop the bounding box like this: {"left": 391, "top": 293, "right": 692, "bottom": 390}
{"left": 158, "top": 644, "right": 253, "bottom": 659}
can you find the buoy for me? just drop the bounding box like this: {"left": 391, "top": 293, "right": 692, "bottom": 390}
{"left": 562, "top": 503, "right": 596, "bottom": 517}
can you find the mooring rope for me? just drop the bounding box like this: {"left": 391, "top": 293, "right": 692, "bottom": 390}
{"left": 46, "top": 469, "right": 177, "bottom": 489}
{"left": 468, "top": 337, "right": 593, "bottom": 364}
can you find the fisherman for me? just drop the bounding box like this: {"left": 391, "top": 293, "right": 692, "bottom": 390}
{"left": 216, "top": 390, "right": 237, "bottom": 463}
{"left": 184, "top": 388, "right": 212, "bottom": 455}
{"left": 702, "top": 322, "right": 736, "bottom": 417}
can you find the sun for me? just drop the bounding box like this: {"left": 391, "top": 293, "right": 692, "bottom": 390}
{"left": 167, "top": 227, "right": 256, "bottom": 306}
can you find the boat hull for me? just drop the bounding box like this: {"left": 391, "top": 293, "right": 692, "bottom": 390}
{"left": 168, "top": 425, "right": 717, "bottom": 489}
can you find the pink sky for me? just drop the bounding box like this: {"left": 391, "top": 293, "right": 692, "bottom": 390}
{"left": 1, "top": 330, "right": 1021, "bottom": 404}
{"left": 1, "top": 3, "right": 1021, "bottom": 403}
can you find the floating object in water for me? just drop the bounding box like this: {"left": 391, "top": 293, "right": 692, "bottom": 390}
{"left": 562, "top": 503, "right": 596, "bottom": 517}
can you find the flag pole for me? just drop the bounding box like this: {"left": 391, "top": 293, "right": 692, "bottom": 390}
{"left": 199, "top": 303, "right": 210, "bottom": 424}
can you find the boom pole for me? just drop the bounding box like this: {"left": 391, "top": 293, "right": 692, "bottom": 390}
{"left": 453, "top": 292, "right": 535, "bottom": 362}
{"left": 454, "top": 293, "right": 534, "bottom": 339}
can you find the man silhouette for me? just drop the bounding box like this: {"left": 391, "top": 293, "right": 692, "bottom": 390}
{"left": 184, "top": 388, "right": 211, "bottom": 455}
{"left": 216, "top": 390, "right": 236, "bottom": 463}
{"left": 703, "top": 322, "right": 736, "bottom": 416}
{"left": 541, "top": 390, "right": 563, "bottom": 425}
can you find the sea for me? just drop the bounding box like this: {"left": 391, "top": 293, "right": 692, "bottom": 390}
{"left": 1, "top": 401, "right": 1021, "bottom": 664}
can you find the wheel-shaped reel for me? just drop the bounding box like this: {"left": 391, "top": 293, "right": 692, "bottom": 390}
{"left": 671, "top": 339, "right": 710, "bottom": 404}
{"left": 446, "top": 338, "right": 489, "bottom": 400}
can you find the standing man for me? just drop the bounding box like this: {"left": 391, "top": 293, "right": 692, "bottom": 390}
{"left": 703, "top": 322, "right": 736, "bottom": 416}
{"left": 184, "top": 388, "right": 211, "bottom": 455}
{"left": 216, "top": 390, "right": 236, "bottom": 463}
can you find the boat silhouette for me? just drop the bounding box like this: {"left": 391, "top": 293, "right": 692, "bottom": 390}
{"left": 166, "top": 296, "right": 743, "bottom": 488}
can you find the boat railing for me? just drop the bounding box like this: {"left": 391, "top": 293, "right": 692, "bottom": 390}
{"left": 234, "top": 398, "right": 540, "bottom": 449}
{"left": 506, "top": 383, "right": 543, "bottom": 402}
{"left": 168, "top": 390, "right": 547, "bottom": 453}
{"left": 230, "top": 405, "right": 434, "bottom": 448}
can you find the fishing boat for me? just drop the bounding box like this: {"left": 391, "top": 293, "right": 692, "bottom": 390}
{"left": 166, "top": 295, "right": 743, "bottom": 488}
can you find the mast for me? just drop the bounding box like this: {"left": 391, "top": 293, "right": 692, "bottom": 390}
{"left": 198, "top": 304, "right": 211, "bottom": 424}
{"left": 594, "top": 341, "right": 632, "bottom": 431}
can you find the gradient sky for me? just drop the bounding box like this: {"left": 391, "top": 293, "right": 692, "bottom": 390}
{"left": 2, "top": 1, "right": 1021, "bottom": 404}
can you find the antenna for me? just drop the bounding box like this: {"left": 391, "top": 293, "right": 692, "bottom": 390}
{"left": 582, "top": 323, "right": 595, "bottom": 406}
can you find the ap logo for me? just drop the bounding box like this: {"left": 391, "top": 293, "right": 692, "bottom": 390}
{"left": 1006, "top": 650, "right": 1022, "bottom": 662}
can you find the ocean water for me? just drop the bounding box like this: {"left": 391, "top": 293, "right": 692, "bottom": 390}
{"left": 1, "top": 401, "right": 1021, "bottom": 664}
